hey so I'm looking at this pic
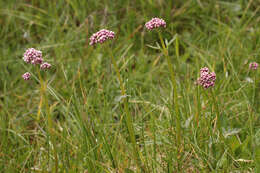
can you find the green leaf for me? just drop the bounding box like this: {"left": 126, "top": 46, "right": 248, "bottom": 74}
{"left": 216, "top": 149, "right": 228, "bottom": 169}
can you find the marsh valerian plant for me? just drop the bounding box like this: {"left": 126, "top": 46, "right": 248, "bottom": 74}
{"left": 89, "top": 29, "right": 146, "bottom": 172}
{"left": 22, "top": 48, "right": 57, "bottom": 172}
{"left": 145, "top": 17, "right": 184, "bottom": 169}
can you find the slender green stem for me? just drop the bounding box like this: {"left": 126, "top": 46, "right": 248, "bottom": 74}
{"left": 252, "top": 74, "right": 257, "bottom": 109}
{"left": 195, "top": 85, "right": 201, "bottom": 128}
{"left": 158, "top": 32, "right": 182, "bottom": 171}
{"left": 44, "top": 81, "right": 58, "bottom": 173}
{"left": 249, "top": 74, "right": 257, "bottom": 152}
{"left": 36, "top": 67, "right": 44, "bottom": 121}
{"left": 195, "top": 56, "right": 201, "bottom": 129}
{"left": 175, "top": 34, "right": 180, "bottom": 71}
{"left": 37, "top": 68, "right": 58, "bottom": 172}
{"left": 152, "top": 112, "right": 156, "bottom": 173}
{"left": 102, "top": 134, "right": 117, "bottom": 169}
{"left": 250, "top": 75, "right": 256, "bottom": 135}
{"left": 210, "top": 89, "right": 220, "bottom": 134}
{"left": 106, "top": 44, "right": 145, "bottom": 172}
{"left": 158, "top": 31, "right": 181, "bottom": 147}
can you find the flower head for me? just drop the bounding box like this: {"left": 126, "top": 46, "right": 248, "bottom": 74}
{"left": 32, "top": 57, "right": 43, "bottom": 65}
{"left": 23, "top": 48, "right": 43, "bottom": 64}
{"left": 249, "top": 62, "right": 258, "bottom": 70}
{"left": 89, "top": 29, "right": 115, "bottom": 45}
{"left": 197, "top": 67, "right": 216, "bottom": 89}
{"left": 200, "top": 67, "right": 209, "bottom": 75}
{"left": 22, "top": 72, "right": 31, "bottom": 80}
{"left": 40, "top": 62, "right": 51, "bottom": 70}
{"left": 145, "top": 17, "right": 166, "bottom": 30}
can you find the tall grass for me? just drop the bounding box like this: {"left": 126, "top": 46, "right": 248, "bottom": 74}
{"left": 0, "top": 0, "right": 259, "bottom": 172}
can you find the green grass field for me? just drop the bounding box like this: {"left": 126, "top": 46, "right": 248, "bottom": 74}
{"left": 0, "top": 0, "right": 260, "bottom": 172}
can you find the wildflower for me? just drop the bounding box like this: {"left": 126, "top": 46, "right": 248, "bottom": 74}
{"left": 40, "top": 62, "right": 51, "bottom": 70}
{"left": 145, "top": 17, "right": 166, "bottom": 30}
{"left": 23, "top": 48, "right": 43, "bottom": 65}
{"left": 32, "top": 57, "right": 43, "bottom": 65}
{"left": 197, "top": 67, "right": 216, "bottom": 89}
{"left": 22, "top": 72, "right": 31, "bottom": 80}
{"left": 89, "top": 29, "right": 115, "bottom": 45}
{"left": 249, "top": 62, "right": 258, "bottom": 70}
{"left": 200, "top": 67, "right": 209, "bottom": 74}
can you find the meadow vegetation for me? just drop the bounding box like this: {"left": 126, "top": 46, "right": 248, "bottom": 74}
{"left": 0, "top": 0, "right": 260, "bottom": 172}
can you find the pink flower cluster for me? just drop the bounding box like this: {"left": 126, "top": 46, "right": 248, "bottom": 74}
{"left": 197, "top": 67, "right": 216, "bottom": 89}
{"left": 22, "top": 72, "right": 31, "bottom": 80}
{"left": 145, "top": 17, "right": 166, "bottom": 30}
{"left": 23, "top": 48, "right": 43, "bottom": 65}
{"left": 40, "top": 62, "right": 51, "bottom": 70}
{"left": 22, "top": 48, "right": 52, "bottom": 80}
{"left": 89, "top": 29, "right": 115, "bottom": 45}
{"left": 249, "top": 62, "right": 258, "bottom": 70}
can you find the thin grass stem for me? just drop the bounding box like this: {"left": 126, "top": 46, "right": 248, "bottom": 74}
{"left": 106, "top": 44, "right": 145, "bottom": 172}
{"left": 158, "top": 31, "right": 182, "bottom": 169}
